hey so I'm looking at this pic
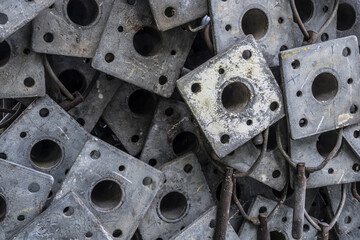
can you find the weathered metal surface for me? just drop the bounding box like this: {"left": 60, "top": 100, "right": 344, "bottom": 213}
{"left": 336, "top": 0, "right": 360, "bottom": 40}
{"left": 289, "top": 131, "right": 360, "bottom": 188}
{"left": 0, "top": 0, "right": 56, "bottom": 41}
{"left": 92, "top": 0, "right": 196, "bottom": 97}
{"left": 68, "top": 73, "right": 121, "bottom": 132}
{"left": 239, "top": 196, "right": 318, "bottom": 240}
{"left": 0, "top": 24, "right": 46, "bottom": 99}
{"left": 140, "top": 98, "right": 206, "bottom": 168}
{"left": 55, "top": 137, "right": 165, "bottom": 238}
{"left": 139, "top": 153, "right": 214, "bottom": 240}
{"left": 102, "top": 82, "right": 157, "bottom": 156}
{"left": 177, "top": 36, "right": 284, "bottom": 158}
{"left": 343, "top": 123, "right": 360, "bottom": 159}
{"left": 280, "top": 36, "right": 360, "bottom": 140}
{"left": 12, "top": 192, "right": 112, "bottom": 240}
{"left": 148, "top": 0, "right": 208, "bottom": 31}
{"left": 222, "top": 121, "right": 288, "bottom": 191}
{"left": 327, "top": 183, "right": 359, "bottom": 235}
{"left": 0, "top": 96, "right": 89, "bottom": 198}
{"left": 31, "top": 0, "right": 114, "bottom": 58}
{"left": 209, "top": 0, "right": 296, "bottom": 67}
{"left": 0, "top": 159, "right": 53, "bottom": 239}
{"left": 170, "top": 206, "right": 240, "bottom": 240}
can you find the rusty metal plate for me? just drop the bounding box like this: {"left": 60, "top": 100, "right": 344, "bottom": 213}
{"left": 102, "top": 82, "right": 157, "bottom": 156}
{"left": 68, "top": 73, "right": 121, "bottom": 132}
{"left": 55, "top": 137, "right": 165, "bottom": 239}
{"left": 209, "top": 0, "right": 296, "bottom": 67}
{"left": 148, "top": 0, "right": 208, "bottom": 31}
{"left": 0, "top": 159, "right": 53, "bottom": 239}
{"left": 139, "top": 153, "right": 214, "bottom": 240}
{"left": 0, "top": 24, "right": 46, "bottom": 99}
{"left": 280, "top": 36, "right": 360, "bottom": 140}
{"left": 289, "top": 130, "right": 360, "bottom": 188}
{"left": 239, "top": 196, "right": 318, "bottom": 240}
{"left": 140, "top": 98, "right": 206, "bottom": 168}
{"left": 327, "top": 184, "right": 359, "bottom": 235}
{"left": 0, "top": 96, "right": 89, "bottom": 199}
{"left": 13, "top": 192, "right": 112, "bottom": 240}
{"left": 92, "top": 0, "right": 196, "bottom": 98}
{"left": 177, "top": 36, "right": 284, "bottom": 158}
{"left": 31, "top": 0, "right": 114, "bottom": 58}
{"left": 171, "top": 206, "right": 240, "bottom": 240}
{"left": 0, "top": 0, "right": 55, "bottom": 42}
{"left": 222, "top": 122, "right": 288, "bottom": 191}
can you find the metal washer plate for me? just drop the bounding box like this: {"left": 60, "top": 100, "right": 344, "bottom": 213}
{"left": 177, "top": 36, "right": 284, "bottom": 158}
{"left": 0, "top": 24, "right": 46, "bottom": 99}
{"left": 31, "top": 0, "right": 114, "bottom": 58}
{"left": 209, "top": 0, "right": 296, "bottom": 66}
{"left": 0, "top": 159, "right": 53, "bottom": 239}
{"left": 280, "top": 36, "right": 360, "bottom": 140}
{"left": 92, "top": 0, "right": 196, "bottom": 97}
{"left": 55, "top": 137, "right": 165, "bottom": 238}
{"left": 148, "top": 0, "right": 208, "bottom": 31}
{"left": 0, "top": 0, "right": 56, "bottom": 41}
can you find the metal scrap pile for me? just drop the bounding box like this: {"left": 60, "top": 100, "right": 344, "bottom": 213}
{"left": 1, "top": 0, "right": 360, "bottom": 239}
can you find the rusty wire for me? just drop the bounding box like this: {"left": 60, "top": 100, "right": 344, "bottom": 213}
{"left": 42, "top": 55, "right": 75, "bottom": 101}
{"left": 0, "top": 102, "right": 23, "bottom": 129}
{"left": 233, "top": 128, "right": 269, "bottom": 178}
{"left": 304, "top": 184, "right": 346, "bottom": 233}
{"left": 276, "top": 122, "right": 343, "bottom": 173}
{"left": 290, "top": 0, "right": 339, "bottom": 45}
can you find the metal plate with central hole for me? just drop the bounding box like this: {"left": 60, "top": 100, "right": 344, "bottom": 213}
{"left": 148, "top": 0, "right": 208, "bottom": 31}
{"left": 222, "top": 121, "right": 288, "bottom": 191}
{"left": 327, "top": 184, "right": 359, "bottom": 235}
{"left": 140, "top": 99, "right": 207, "bottom": 168}
{"left": 139, "top": 153, "right": 214, "bottom": 240}
{"left": 91, "top": 0, "right": 196, "bottom": 98}
{"left": 68, "top": 73, "right": 121, "bottom": 132}
{"left": 289, "top": 131, "right": 360, "bottom": 188}
{"left": 102, "top": 82, "right": 158, "bottom": 156}
{"left": 55, "top": 137, "right": 164, "bottom": 238}
{"left": 239, "top": 196, "right": 318, "bottom": 240}
{"left": 31, "top": 0, "right": 114, "bottom": 58}
{"left": 13, "top": 192, "right": 112, "bottom": 240}
{"left": 293, "top": 0, "right": 337, "bottom": 46}
{"left": 0, "top": 159, "right": 53, "bottom": 239}
{"left": 0, "top": 0, "right": 56, "bottom": 41}
{"left": 336, "top": 0, "right": 360, "bottom": 40}
{"left": 209, "top": 0, "right": 296, "bottom": 67}
{"left": 0, "top": 96, "right": 89, "bottom": 198}
{"left": 0, "top": 24, "right": 46, "bottom": 99}
{"left": 280, "top": 36, "right": 360, "bottom": 140}
{"left": 170, "top": 206, "right": 240, "bottom": 240}
{"left": 177, "top": 36, "right": 284, "bottom": 158}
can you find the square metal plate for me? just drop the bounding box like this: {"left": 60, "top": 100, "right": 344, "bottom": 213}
{"left": 177, "top": 36, "right": 284, "bottom": 158}
{"left": 139, "top": 153, "right": 214, "bottom": 240}
{"left": 0, "top": 0, "right": 55, "bottom": 41}
{"left": 31, "top": 0, "right": 114, "bottom": 58}
{"left": 280, "top": 36, "right": 360, "bottom": 140}
{"left": 55, "top": 137, "right": 165, "bottom": 239}
{"left": 209, "top": 0, "right": 296, "bottom": 66}
{"left": 0, "top": 159, "right": 53, "bottom": 239}
{"left": 92, "top": 0, "right": 196, "bottom": 97}
{"left": 0, "top": 24, "right": 46, "bottom": 99}
{"left": 148, "top": 0, "right": 208, "bottom": 31}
